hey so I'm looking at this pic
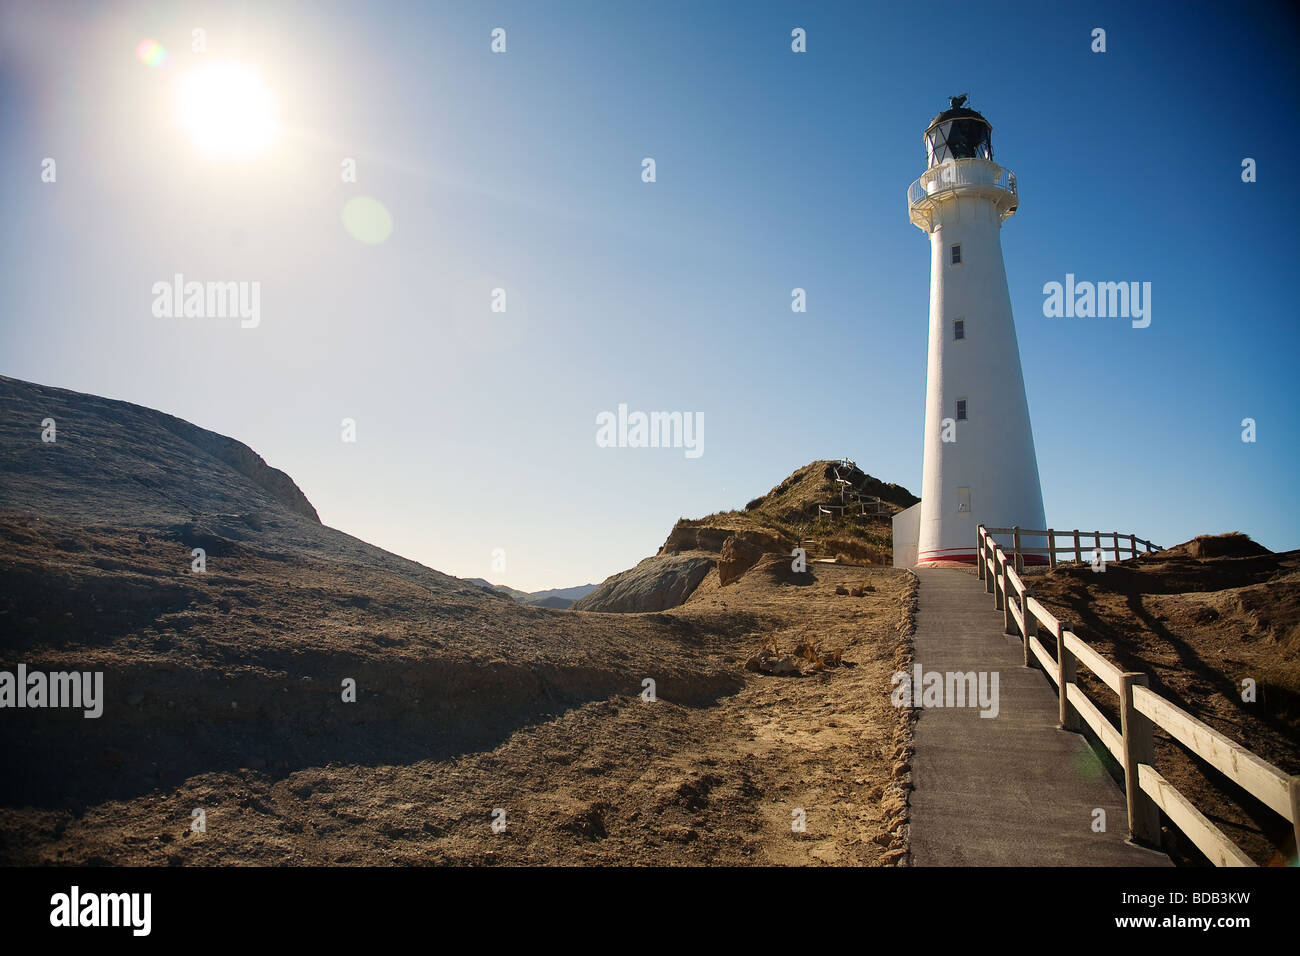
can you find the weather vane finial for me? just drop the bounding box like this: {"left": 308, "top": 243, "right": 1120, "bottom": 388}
{"left": 949, "top": 93, "right": 968, "bottom": 110}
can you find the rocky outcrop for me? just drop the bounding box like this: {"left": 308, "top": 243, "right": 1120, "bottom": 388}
{"left": 0, "top": 375, "right": 320, "bottom": 525}
{"left": 572, "top": 552, "right": 716, "bottom": 613}
{"left": 578, "top": 525, "right": 791, "bottom": 613}
{"left": 159, "top": 417, "right": 320, "bottom": 523}
{"left": 717, "top": 531, "right": 786, "bottom": 586}
{"left": 660, "top": 524, "right": 734, "bottom": 554}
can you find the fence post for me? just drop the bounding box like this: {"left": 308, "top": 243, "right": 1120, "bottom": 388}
{"left": 1003, "top": 571, "right": 1016, "bottom": 635}
{"left": 1012, "top": 526, "right": 1023, "bottom": 575}
{"left": 994, "top": 550, "right": 1005, "bottom": 611}
{"left": 1022, "top": 590, "right": 1036, "bottom": 667}
{"left": 1073, "top": 530, "right": 1082, "bottom": 564}
{"left": 977, "top": 530, "right": 987, "bottom": 590}
{"left": 1290, "top": 776, "right": 1300, "bottom": 860}
{"left": 1119, "top": 672, "right": 1161, "bottom": 847}
{"left": 1129, "top": 533, "right": 1137, "bottom": 559}
{"left": 1056, "top": 622, "right": 1079, "bottom": 732}
{"left": 1113, "top": 532, "right": 1121, "bottom": 564}
{"left": 1047, "top": 529, "right": 1057, "bottom": 569}
{"left": 977, "top": 526, "right": 985, "bottom": 582}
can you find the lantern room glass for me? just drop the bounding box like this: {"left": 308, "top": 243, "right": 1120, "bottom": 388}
{"left": 925, "top": 118, "right": 993, "bottom": 168}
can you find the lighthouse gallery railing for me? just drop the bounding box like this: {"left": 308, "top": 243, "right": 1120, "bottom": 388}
{"left": 907, "top": 161, "right": 1017, "bottom": 206}
{"left": 907, "top": 160, "right": 1019, "bottom": 230}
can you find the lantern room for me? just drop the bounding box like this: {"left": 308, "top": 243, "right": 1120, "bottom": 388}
{"left": 924, "top": 94, "right": 993, "bottom": 169}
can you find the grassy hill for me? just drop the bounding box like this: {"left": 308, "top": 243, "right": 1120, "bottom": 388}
{"left": 576, "top": 460, "right": 918, "bottom": 613}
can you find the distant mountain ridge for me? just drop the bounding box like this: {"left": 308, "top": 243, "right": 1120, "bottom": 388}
{"left": 464, "top": 579, "right": 598, "bottom": 610}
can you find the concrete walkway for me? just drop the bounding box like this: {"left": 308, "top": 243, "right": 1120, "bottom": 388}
{"left": 908, "top": 568, "right": 1170, "bottom": 866}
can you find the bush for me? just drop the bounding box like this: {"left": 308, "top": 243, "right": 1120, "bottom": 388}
{"left": 1188, "top": 533, "right": 1267, "bottom": 559}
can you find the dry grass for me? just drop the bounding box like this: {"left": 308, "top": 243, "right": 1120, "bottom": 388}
{"left": 690, "top": 462, "right": 915, "bottom": 566}
{"left": 1187, "top": 532, "right": 1268, "bottom": 559}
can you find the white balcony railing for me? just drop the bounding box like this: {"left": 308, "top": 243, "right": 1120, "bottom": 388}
{"left": 907, "top": 159, "right": 1018, "bottom": 231}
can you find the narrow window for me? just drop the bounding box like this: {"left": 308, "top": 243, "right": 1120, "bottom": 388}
{"left": 957, "top": 487, "right": 972, "bottom": 513}
{"left": 956, "top": 398, "right": 968, "bottom": 421}
{"left": 950, "top": 244, "right": 962, "bottom": 265}
{"left": 954, "top": 318, "right": 965, "bottom": 340}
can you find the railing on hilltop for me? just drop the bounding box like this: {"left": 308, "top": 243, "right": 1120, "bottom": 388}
{"left": 975, "top": 524, "right": 1299, "bottom": 866}
{"left": 812, "top": 461, "right": 891, "bottom": 520}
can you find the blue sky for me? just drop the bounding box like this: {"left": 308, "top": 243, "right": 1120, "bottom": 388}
{"left": 2, "top": 0, "right": 1297, "bottom": 590}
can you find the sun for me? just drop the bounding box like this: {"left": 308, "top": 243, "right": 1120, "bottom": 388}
{"left": 174, "top": 61, "right": 278, "bottom": 159}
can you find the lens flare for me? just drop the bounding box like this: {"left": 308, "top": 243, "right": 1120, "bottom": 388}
{"left": 342, "top": 196, "right": 394, "bottom": 245}
{"left": 135, "top": 38, "right": 168, "bottom": 68}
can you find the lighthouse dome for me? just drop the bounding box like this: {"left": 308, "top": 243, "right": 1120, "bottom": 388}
{"left": 924, "top": 95, "right": 993, "bottom": 168}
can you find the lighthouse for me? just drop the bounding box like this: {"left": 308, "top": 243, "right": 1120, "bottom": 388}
{"left": 894, "top": 96, "right": 1046, "bottom": 567}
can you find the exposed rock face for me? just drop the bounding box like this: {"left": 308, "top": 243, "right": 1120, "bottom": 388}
{"left": 578, "top": 526, "right": 791, "bottom": 613}
{"left": 0, "top": 376, "right": 320, "bottom": 525}
{"left": 660, "top": 524, "right": 734, "bottom": 554}
{"left": 717, "top": 531, "right": 786, "bottom": 586}
{"left": 572, "top": 553, "right": 716, "bottom": 613}
{"left": 162, "top": 418, "right": 321, "bottom": 523}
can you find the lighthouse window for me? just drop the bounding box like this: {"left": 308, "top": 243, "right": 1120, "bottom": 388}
{"left": 956, "top": 398, "right": 968, "bottom": 421}
{"left": 950, "top": 244, "right": 962, "bottom": 265}
{"left": 954, "top": 318, "right": 965, "bottom": 340}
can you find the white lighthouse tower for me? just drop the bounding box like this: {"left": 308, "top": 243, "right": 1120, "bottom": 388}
{"left": 900, "top": 96, "right": 1045, "bottom": 566}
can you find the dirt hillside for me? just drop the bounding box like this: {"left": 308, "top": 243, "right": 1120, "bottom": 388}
{"left": 0, "top": 376, "right": 915, "bottom": 865}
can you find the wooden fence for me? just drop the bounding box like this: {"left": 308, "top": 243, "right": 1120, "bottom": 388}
{"left": 977, "top": 524, "right": 1300, "bottom": 866}
{"left": 982, "top": 525, "right": 1161, "bottom": 573}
